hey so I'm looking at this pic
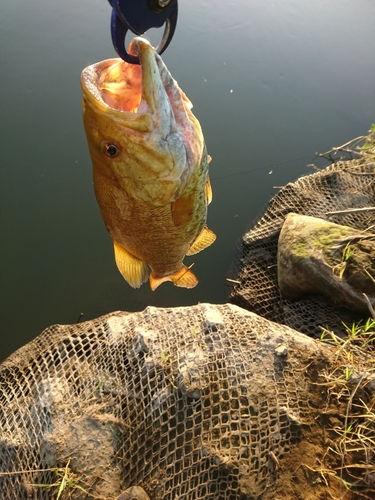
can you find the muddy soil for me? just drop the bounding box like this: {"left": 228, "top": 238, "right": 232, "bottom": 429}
{"left": 266, "top": 345, "right": 375, "bottom": 500}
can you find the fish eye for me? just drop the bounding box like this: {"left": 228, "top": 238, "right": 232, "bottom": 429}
{"left": 102, "top": 142, "right": 120, "bottom": 158}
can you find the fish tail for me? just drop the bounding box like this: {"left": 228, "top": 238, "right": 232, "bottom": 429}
{"left": 150, "top": 265, "right": 198, "bottom": 291}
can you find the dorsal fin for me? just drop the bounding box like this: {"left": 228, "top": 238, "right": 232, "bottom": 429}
{"left": 206, "top": 177, "right": 213, "bottom": 205}
{"left": 186, "top": 226, "right": 216, "bottom": 256}
{"left": 113, "top": 242, "right": 149, "bottom": 288}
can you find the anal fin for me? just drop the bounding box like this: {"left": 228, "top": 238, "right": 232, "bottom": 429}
{"left": 150, "top": 265, "right": 198, "bottom": 291}
{"left": 186, "top": 226, "right": 216, "bottom": 256}
{"left": 113, "top": 242, "right": 149, "bottom": 288}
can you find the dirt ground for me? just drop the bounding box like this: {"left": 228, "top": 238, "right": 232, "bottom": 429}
{"left": 267, "top": 345, "right": 375, "bottom": 500}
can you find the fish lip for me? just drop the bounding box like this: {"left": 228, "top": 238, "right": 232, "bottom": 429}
{"left": 131, "top": 37, "right": 162, "bottom": 110}
{"left": 131, "top": 37, "right": 172, "bottom": 134}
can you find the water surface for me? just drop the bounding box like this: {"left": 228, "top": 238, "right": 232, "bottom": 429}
{"left": 1, "top": 0, "right": 375, "bottom": 361}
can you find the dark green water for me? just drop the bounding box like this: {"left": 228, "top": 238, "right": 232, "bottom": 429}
{"left": 1, "top": 0, "right": 375, "bottom": 361}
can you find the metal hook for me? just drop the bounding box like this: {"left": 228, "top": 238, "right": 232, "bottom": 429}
{"left": 108, "top": 0, "right": 178, "bottom": 64}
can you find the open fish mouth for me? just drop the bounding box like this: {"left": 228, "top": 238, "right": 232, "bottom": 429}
{"left": 97, "top": 37, "right": 165, "bottom": 117}
{"left": 81, "top": 36, "right": 203, "bottom": 157}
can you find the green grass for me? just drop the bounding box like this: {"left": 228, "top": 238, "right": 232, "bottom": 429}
{"left": 317, "top": 318, "right": 375, "bottom": 498}
{"left": 30, "top": 460, "right": 106, "bottom": 499}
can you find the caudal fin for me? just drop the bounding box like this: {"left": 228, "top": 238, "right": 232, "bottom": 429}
{"left": 150, "top": 265, "right": 198, "bottom": 291}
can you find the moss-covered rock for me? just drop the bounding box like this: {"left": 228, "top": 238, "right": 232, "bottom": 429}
{"left": 277, "top": 213, "right": 375, "bottom": 313}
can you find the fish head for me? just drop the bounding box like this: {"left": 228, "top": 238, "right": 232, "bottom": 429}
{"left": 81, "top": 37, "right": 205, "bottom": 206}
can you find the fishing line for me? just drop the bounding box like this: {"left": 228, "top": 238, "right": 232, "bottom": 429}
{"left": 211, "top": 154, "right": 314, "bottom": 180}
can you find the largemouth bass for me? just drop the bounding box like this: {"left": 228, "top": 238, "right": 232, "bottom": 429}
{"left": 81, "top": 37, "right": 215, "bottom": 290}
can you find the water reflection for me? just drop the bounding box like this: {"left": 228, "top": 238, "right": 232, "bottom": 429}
{"left": 1, "top": 0, "right": 375, "bottom": 361}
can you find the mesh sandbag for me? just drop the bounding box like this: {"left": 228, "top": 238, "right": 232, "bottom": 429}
{"left": 1, "top": 303, "right": 374, "bottom": 499}
{"left": 229, "top": 160, "right": 375, "bottom": 337}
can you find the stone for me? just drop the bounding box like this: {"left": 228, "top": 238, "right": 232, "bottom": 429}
{"left": 277, "top": 213, "right": 375, "bottom": 313}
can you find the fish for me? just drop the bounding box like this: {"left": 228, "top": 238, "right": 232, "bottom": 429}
{"left": 80, "top": 37, "right": 216, "bottom": 290}
{"left": 116, "top": 486, "right": 150, "bottom": 500}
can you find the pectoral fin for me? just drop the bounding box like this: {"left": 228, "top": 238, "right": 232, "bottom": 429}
{"left": 113, "top": 242, "right": 149, "bottom": 288}
{"left": 150, "top": 265, "right": 198, "bottom": 291}
{"left": 186, "top": 226, "right": 216, "bottom": 256}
